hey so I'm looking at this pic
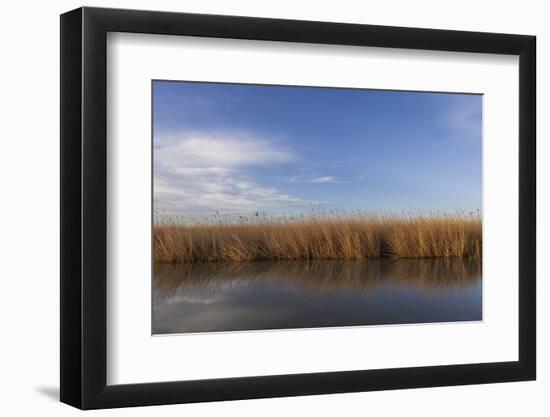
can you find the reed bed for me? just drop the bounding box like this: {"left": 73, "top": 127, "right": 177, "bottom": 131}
{"left": 154, "top": 213, "right": 482, "bottom": 263}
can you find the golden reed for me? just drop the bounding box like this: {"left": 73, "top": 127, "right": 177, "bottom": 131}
{"left": 154, "top": 214, "right": 482, "bottom": 263}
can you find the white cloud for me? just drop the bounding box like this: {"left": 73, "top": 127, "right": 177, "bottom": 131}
{"left": 309, "top": 176, "right": 336, "bottom": 183}
{"left": 288, "top": 175, "right": 336, "bottom": 184}
{"left": 155, "top": 132, "right": 295, "bottom": 168}
{"left": 154, "top": 132, "right": 307, "bottom": 216}
{"left": 446, "top": 97, "right": 482, "bottom": 141}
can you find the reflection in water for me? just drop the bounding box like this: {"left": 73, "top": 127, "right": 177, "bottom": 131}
{"left": 153, "top": 259, "right": 482, "bottom": 334}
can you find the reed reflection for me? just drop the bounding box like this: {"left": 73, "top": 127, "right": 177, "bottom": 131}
{"left": 155, "top": 258, "right": 480, "bottom": 296}
{"left": 153, "top": 259, "right": 481, "bottom": 334}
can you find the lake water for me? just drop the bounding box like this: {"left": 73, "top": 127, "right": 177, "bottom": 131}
{"left": 153, "top": 258, "right": 482, "bottom": 334}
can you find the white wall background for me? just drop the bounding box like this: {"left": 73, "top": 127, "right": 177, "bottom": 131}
{"left": 0, "top": 0, "right": 546, "bottom": 415}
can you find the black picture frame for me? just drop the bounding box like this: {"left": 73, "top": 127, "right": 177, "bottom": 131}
{"left": 60, "top": 6, "right": 536, "bottom": 410}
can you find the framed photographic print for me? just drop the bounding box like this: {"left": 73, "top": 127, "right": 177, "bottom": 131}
{"left": 60, "top": 6, "right": 536, "bottom": 409}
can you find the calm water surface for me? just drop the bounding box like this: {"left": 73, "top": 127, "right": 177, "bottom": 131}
{"left": 153, "top": 259, "right": 481, "bottom": 334}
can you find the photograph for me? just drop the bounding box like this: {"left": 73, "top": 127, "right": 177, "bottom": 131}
{"left": 55, "top": 5, "right": 538, "bottom": 410}
{"left": 152, "top": 81, "right": 483, "bottom": 334}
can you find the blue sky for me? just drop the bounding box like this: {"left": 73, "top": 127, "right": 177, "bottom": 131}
{"left": 153, "top": 81, "right": 481, "bottom": 217}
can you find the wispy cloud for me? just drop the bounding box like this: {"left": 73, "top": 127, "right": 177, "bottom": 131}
{"left": 309, "top": 176, "right": 336, "bottom": 183}
{"left": 155, "top": 132, "right": 295, "bottom": 167}
{"left": 288, "top": 175, "right": 337, "bottom": 184}
{"left": 445, "top": 96, "right": 482, "bottom": 141}
{"left": 154, "top": 132, "right": 307, "bottom": 215}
